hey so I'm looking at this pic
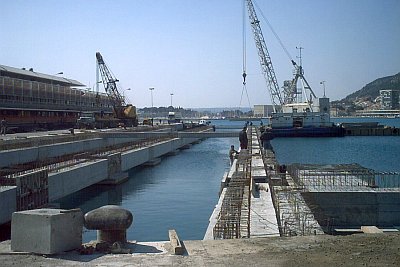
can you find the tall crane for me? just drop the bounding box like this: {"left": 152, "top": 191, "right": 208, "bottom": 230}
{"left": 283, "top": 47, "right": 317, "bottom": 109}
{"left": 96, "top": 52, "right": 138, "bottom": 127}
{"left": 244, "top": 0, "right": 283, "bottom": 113}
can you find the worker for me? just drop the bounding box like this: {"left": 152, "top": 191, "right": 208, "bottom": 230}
{"left": 239, "top": 127, "right": 248, "bottom": 149}
{"left": 1, "top": 118, "right": 7, "bottom": 136}
{"left": 229, "top": 145, "right": 238, "bottom": 165}
{"left": 260, "top": 130, "right": 274, "bottom": 150}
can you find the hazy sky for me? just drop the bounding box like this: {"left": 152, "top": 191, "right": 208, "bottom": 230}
{"left": 1, "top": 0, "right": 399, "bottom": 108}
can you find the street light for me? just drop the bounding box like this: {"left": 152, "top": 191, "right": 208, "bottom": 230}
{"left": 170, "top": 93, "right": 174, "bottom": 107}
{"left": 320, "top": 81, "right": 326, "bottom": 97}
{"left": 149, "top": 87, "right": 154, "bottom": 126}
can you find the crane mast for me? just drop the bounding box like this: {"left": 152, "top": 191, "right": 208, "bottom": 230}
{"left": 245, "top": 0, "right": 283, "bottom": 113}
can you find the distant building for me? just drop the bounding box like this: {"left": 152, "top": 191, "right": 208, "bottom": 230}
{"left": 380, "top": 89, "right": 399, "bottom": 110}
{"left": 0, "top": 64, "right": 113, "bottom": 131}
{"left": 253, "top": 105, "right": 273, "bottom": 117}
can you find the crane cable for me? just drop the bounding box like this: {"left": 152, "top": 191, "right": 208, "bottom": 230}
{"left": 242, "top": 0, "right": 247, "bottom": 85}
{"left": 253, "top": 0, "right": 295, "bottom": 65}
{"left": 240, "top": 0, "right": 251, "bottom": 110}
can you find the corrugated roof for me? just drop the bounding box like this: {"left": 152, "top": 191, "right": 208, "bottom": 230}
{"left": 0, "top": 64, "right": 85, "bottom": 87}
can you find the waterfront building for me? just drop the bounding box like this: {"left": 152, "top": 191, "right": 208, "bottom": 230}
{"left": 253, "top": 104, "right": 273, "bottom": 117}
{"left": 0, "top": 64, "right": 113, "bottom": 131}
{"left": 380, "top": 89, "right": 400, "bottom": 110}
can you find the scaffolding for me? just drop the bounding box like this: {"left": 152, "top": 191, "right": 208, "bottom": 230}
{"left": 287, "top": 163, "right": 400, "bottom": 190}
{"left": 213, "top": 129, "right": 253, "bottom": 239}
{"left": 272, "top": 185, "right": 324, "bottom": 237}
{"left": 0, "top": 169, "right": 48, "bottom": 211}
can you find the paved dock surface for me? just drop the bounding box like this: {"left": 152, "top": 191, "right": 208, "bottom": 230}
{"left": 0, "top": 233, "right": 399, "bottom": 266}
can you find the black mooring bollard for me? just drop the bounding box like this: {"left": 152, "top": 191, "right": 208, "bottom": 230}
{"left": 84, "top": 205, "right": 133, "bottom": 244}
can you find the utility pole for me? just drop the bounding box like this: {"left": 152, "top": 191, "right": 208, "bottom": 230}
{"left": 149, "top": 87, "right": 154, "bottom": 126}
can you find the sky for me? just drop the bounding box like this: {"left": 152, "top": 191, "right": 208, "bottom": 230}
{"left": 1, "top": 0, "right": 399, "bottom": 108}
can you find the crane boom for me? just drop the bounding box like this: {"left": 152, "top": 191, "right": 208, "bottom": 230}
{"left": 96, "top": 52, "right": 125, "bottom": 108}
{"left": 245, "top": 0, "right": 283, "bottom": 112}
{"left": 95, "top": 52, "right": 138, "bottom": 127}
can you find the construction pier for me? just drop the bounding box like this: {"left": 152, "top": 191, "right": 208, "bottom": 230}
{"left": 0, "top": 124, "right": 217, "bottom": 225}
{"left": 205, "top": 126, "right": 400, "bottom": 240}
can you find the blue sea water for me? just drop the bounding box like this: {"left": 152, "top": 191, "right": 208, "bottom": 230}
{"left": 272, "top": 136, "right": 400, "bottom": 172}
{"left": 60, "top": 134, "right": 238, "bottom": 242}
{"left": 59, "top": 117, "right": 400, "bottom": 242}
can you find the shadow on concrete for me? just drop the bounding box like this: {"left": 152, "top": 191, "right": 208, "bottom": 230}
{"left": 132, "top": 243, "right": 163, "bottom": 254}
{"left": 48, "top": 251, "right": 103, "bottom": 263}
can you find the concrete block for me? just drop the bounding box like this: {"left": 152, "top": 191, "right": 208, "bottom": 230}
{"left": 0, "top": 186, "right": 17, "bottom": 224}
{"left": 11, "top": 208, "right": 83, "bottom": 254}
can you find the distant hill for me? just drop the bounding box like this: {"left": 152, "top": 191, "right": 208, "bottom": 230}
{"left": 341, "top": 72, "right": 400, "bottom": 102}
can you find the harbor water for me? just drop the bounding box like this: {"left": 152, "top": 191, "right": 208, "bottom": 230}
{"left": 59, "top": 117, "right": 400, "bottom": 242}
{"left": 59, "top": 134, "right": 238, "bottom": 242}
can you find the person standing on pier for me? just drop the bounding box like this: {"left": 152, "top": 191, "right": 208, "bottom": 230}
{"left": 239, "top": 127, "right": 248, "bottom": 149}
{"left": 1, "top": 118, "right": 6, "bottom": 136}
{"left": 229, "top": 145, "right": 238, "bottom": 165}
{"left": 260, "top": 130, "right": 274, "bottom": 150}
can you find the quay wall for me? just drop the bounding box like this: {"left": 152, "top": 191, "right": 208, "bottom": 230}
{"left": 0, "top": 137, "right": 139, "bottom": 168}
{"left": 50, "top": 136, "right": 200, "bottom": 201}
{"left": 48, "top": 160, "right": 108, "bottom": 202}
{"left": 1, "top": 135, "right": 202, "bottom": 224}
{"left": 0, "top": 187, "right": 16, "bottom": 225}
{"left": 121, "top": 137, "right": 198, "bottom": 171}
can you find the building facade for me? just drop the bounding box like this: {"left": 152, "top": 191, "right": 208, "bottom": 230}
{"left": 253, "top": 104, "right": 273, "bottom": 117}
{"left": 0, "top": 64, "right": 113, "bottom": 131}
{"left": 380, "top": 89, "right": 400, "bottom": 110}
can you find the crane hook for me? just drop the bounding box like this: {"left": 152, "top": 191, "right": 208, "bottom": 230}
{"left": 242, "top": 72, "right": 247, "bottom": 85}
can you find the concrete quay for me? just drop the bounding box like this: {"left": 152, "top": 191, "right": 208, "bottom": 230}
{"left": 1, "top": 233, "right": 399, "bottom": 266}
{"left": 0, "top": 125, "right": 210, "bottom": 225}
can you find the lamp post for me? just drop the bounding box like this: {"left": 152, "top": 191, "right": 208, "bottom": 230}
{"left": 149, "top": 87, "right": 154, "bottom": 126}
{"left": 320, "top": 81, "right": 326, "bottom": 97}
{"left": 170, "top": 93, "right": 174, "bottom": 107}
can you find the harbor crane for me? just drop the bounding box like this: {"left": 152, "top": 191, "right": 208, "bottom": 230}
{"left": 244, "top": 0, "right": 318, "bottom": 112}
{"left": 282, "top": 47, "right": 317, "bottom": 109}
{"left": 96, "top": 52, "right": 138, "bottom": 127}
{"left": 244, "top": 0, "right": 283, "bottom": 113}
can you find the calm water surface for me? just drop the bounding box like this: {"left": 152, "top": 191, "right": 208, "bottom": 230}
{"left": 60, "top": 135, "right": 238, "bottom": 242}
{"left": 59, "top": 117, "right": 400, "bottom": 241}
